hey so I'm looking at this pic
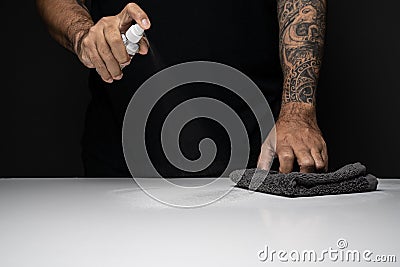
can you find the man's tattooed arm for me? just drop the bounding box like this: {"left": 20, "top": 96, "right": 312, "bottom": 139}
{"left": 277, "top": 0, "right": 326, "bottom": 105}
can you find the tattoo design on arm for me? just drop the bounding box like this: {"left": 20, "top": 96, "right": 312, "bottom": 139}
{"left": 277, "top": 0, "right": 326, "bottom": 105}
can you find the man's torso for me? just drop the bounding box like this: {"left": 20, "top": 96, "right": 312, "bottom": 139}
{"left": 83, "top": 0, "right": 283, "bottom": 177}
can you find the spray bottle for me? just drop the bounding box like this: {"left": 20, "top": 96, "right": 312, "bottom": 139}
{"left": 122, "top": 24, "right": 145, "bottom": 56}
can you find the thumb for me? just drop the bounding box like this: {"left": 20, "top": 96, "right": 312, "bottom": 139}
{"left": 257, "top": 127, "right": 277, "bottom": 171}
{"left": 117, "top": 3, "right": 151, "bottom": 32}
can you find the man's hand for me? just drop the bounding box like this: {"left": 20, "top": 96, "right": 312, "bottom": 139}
{"left": 258, "top": 103, "right": 328, "bottom": 173}
{"left": 75, "top": 3, "right": 151, "bottom": 83}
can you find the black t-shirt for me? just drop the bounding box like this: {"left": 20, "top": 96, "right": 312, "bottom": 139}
{"left": 83, "top": 0, "right": 283, "bottom": 177}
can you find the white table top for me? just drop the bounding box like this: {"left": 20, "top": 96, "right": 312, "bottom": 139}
{"left": 0, "top": 178, "right": 399, "bottom": 266}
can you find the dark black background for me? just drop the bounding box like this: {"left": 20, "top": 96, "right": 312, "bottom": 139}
{"left": 1, "top": 1, "right": 399, "bottom": 177}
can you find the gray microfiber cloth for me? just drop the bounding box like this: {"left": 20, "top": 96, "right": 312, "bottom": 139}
{"left": 229, "top": 162, "right": 378, "bottom": 197}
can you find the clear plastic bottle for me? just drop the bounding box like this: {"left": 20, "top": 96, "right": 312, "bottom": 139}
{"left": 122, "top": 24, "right": 144, "bottom": 56}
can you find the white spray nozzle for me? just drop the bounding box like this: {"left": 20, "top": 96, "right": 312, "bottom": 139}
{"left": 125, "top": 24, "right": 144, "bottom": 44}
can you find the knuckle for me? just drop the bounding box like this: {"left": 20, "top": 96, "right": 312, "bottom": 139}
{"left": 126, "top": 2, "right": 138, "bottom": 10}
{"left": 100, "top": 71, "right": 111, "bottom": 79}
{"left": 82, "top": 37, "right": 94, "bottom": 49}
{"left": 88, "top": 27, "right": 98, "bottom": 36}
{"left": 101, "top": 74, "right": 111, "bottom": 80}
{"left": 96, "top": 64, "right": 106, "bottom": 72}
{"left": 99, "top": 49, "right": 113, "bottom": 60}
{"left": 81, "top": 37, "right": 90, "bottom": 46}
{"left": 99, "top": 16, "right": 115, "bottom": 25}
{"left": 82, "top": 59, "right": 93, "bottom": 68}
{"left": 280, "top": 153, "right": 294, "bottom": 161}
{"left": 108, "top": 36, "right": 122, "bottom": 47}
{"left": 102, "top": 16, "right": 112, "bottom": 22}
{"left": 279, "top": 166, "right": 291, "bottom": 174}
{"left": 93, "top": 59, "right": 105, "bottom": 70}
{"left": 120, "top": 55, "right": 131, "bottom": 64}
{"left": 99, "top": 17, "right": 108, "bottom": 24}
{"left": 96, "top": 19, "right": 106, "bottom": 27}
{"left": 104, "top": 54, "right": 115, "bottom": 62}
{"left": 299, "top": 158, "right": 314, "bottom": 167}
{"left": 81, "top": 54, "right": 91, "bottom": 65}
{"left": 97, "top": 48, "right": 107, "bottom": 56}
{"left": 315, "top": 161, "right": 325, "bottom": 169}
{"left": 111, "top": 69, "right": 122, "bottom": 77}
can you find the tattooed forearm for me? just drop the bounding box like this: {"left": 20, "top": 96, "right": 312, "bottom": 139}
{"left": 277, "top": 0, "right": 326, "bottom": 105}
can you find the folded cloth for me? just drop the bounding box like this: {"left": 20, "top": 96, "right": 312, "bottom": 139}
{"left": 229, "top": 162, "right": 378, "bottom": 197}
